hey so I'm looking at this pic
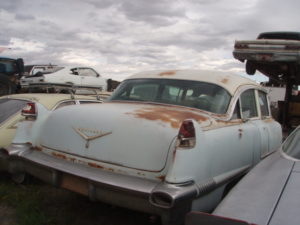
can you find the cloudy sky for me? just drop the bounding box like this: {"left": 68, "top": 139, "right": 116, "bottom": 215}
{"left": 1, "top": 0, "right": 299, "bottom": 81}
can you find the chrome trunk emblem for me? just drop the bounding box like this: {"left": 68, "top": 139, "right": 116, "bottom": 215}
{"left": 73, "top": 127, "right": 112, "bottom": 148}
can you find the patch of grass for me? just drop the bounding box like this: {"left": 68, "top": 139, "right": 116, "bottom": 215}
{"left": 0, "top": 174, "right": 51, "bottom": 225}
{"left": 0, "top": 173, "right": 157, "bottom": 225}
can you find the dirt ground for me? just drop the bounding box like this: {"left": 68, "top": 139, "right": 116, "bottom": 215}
{"left": 0, "top": 174, "right": 160, "bottom": 225}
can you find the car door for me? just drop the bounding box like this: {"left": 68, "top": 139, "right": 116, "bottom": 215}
{"left": 210, "top": 98, "right": 259, "bottom": 177}
{"left": 78, "top": 68, "right": 101, "bottom": 88}
{"left": 257, "top": 90, "right": 282, "bottom": 156}
{"left": 64, "top": 68, "right": 82, "bottom": 86}
{"left": 240, "top": 89, "right": 269, "bottom": 161}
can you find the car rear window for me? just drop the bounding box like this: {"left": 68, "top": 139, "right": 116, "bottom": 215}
{"left": 110, "top": 79, "right": 231, "bottom": 114}
{"left": 0, "top": 99, "right": 28, "bottom": 124}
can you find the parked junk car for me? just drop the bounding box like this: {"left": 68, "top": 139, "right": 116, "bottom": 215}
{"left": 1, "top": 70, "right": 282, "bottom": 224}
{"left": 0, "top": 92, "right": 102, "bottom": 154}
{"left": 20, "top": 66, "right": 108, "bottom": 91}
{"left": 24, "top": 64, "right": 59, "bottom": 76}
{"left": 186, "top": 125, "right": 300, "bottom": 225}
{"left": 0, "top": 57, "right": 24, "bottom": 95}
{"left": 233, "top": 31, "right": 300, "bottom": 78}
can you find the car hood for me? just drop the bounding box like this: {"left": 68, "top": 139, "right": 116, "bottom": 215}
{"left": 38, "top": 102, "right": 212, "bottom": 172}
{"left": 214, "top": 151, "right": 297, "bottom": 225}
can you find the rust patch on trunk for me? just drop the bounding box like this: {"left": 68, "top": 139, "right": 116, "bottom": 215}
{"left": 127, "top": 107, "right": 207, "bottom": 128}
{"left": 159, "top": 71, "right": 176, "bottom": 76}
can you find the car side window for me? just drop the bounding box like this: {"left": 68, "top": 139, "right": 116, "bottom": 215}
{"left": 78, "top": 68, "right": 98, "bottom": 77}
{"left": 70, "top": 68, "right": 79, "bottom": 75}
{"left": 55, "top": 101, "right": 76, "bottom": 110}
{"left": 79, "top": 101, "right": 101, "bottom": 104}
{"left": 231, "top": 100, "right": 241, "bottom": 119}
{"left": 240, "top": 89, "right": 258, "bottom": 119}
{"left": 258, "top": 91, "right": 270, "bottom": 117}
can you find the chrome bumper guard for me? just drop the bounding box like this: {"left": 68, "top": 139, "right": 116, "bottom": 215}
{"left": 2, "top": 144, "right": 199, "bottom": 216}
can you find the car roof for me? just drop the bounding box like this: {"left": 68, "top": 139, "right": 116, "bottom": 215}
{"left": 257, "top": 31, "right": 300, "bottom": 40}
{"left": 126, "top": 70, "right": 261, "bottom": 95}
{"left": 0, "top": 93, "right": 99, "bottom": 110}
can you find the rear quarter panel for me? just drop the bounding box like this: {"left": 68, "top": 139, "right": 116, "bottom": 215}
{"left": 166, "top": 120, "right": 259, "bottom": 184}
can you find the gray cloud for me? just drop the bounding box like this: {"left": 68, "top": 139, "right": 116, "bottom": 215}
{"left": 1, "top": 0, "right": 299, "bottom": 81}
{"left": 0, "top": 0, "right": 23, "bottom": 11}
{"left": 15, "top": 13, "right": 35, "bottom": 20}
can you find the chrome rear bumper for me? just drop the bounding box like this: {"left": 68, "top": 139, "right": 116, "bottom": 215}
{"left": 1, "top": 144, "right": 197, "bottom": 219}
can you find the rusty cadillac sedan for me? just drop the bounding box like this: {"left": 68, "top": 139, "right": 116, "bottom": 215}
{"left": 1, "top": 70, "right": 282, "bottom": 224}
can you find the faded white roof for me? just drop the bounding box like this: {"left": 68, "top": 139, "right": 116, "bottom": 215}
{"left": 127, "top": 70, "right": 261, "bottom": 95}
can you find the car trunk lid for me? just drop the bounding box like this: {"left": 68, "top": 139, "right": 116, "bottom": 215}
{"left": 39, "top": 102, "right": 211, "bottom": 172}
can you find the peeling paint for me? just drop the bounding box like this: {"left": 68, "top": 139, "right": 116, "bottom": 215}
{"left": 127, "top": 106, "right": 208, "bottom": 128}
{"left": 221, "top": 78, "right": 229, "bottom": 84}
{"left": 264, "top": 118, "right": 274, "bottom": 123}
{"left": 88, "top": 162, "right": 104, "bottom": 169}
{"left": 159, "top": 71, "right": 176, "bottom": 76}
{"left": 157, "top": 175, "right": 166, "bottom": 181}
{"left": 34, "top": 146, "right": 42, "bottom": 151}
{"left": 52, "top": 152, "right": 67, "bottom": 160}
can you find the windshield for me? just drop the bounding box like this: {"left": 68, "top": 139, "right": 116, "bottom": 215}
{"left": 109, "top": 79, "right": 231, "bottom": 114}
{"left": 0, "top": 99, "right": 28, "bottom": 124}
{"left": 282, "top": 127, "right": 300, "bottom": 159}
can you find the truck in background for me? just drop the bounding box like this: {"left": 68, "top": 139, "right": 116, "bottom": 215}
{"left": 233, "top": 31, "right": 300, "bottom": 130}
{"left": 0, "top": 57, "right": 24, "bottom": 96}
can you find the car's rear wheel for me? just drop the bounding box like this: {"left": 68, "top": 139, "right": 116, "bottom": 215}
{"left": 11, "top": 172, "right": 27, "bottom": 184}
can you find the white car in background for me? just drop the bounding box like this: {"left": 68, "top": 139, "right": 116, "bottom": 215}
{"left": 20, "top": 66, "right": 108, "bottom": 91}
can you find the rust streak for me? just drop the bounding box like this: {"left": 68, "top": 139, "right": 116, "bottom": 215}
{"left": 127, "top": 107, "right": 207, "bottom": 128}
{"left": 108, "top": 168, "right": 114, "bottom": 172}
{"left": 159, "top": 71, "right": 176, "bottom": 76}
{"left": 157, "top": 175, "right": 166, "bottom": 181}
{"left": 33, "top": 145, "right": 43, "bottom": 152}
{"left": 88, "top": 162, "right": 104, "bottom": 169}
{"left": 264, "top": 118, "right": 274, "bottom": 123}
{"left": 52, "top": 152, "right": 67, "bottom": 160}
{"left": 173, "top": 148, "right": 177, "bottom": 162}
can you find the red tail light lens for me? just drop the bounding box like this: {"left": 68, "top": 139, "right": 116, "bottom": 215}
{"left": 21, "top": 102, "right": 37, "bottom": 117}
{"left": 177, "top": 120, "right": 196, "bottom": 148}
